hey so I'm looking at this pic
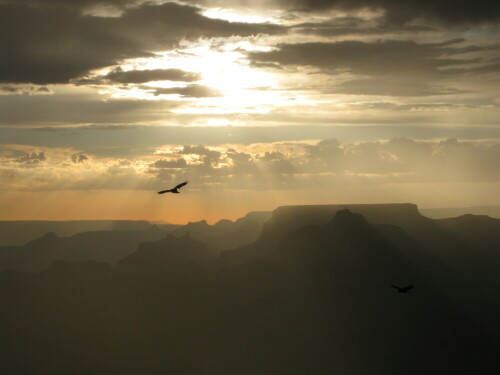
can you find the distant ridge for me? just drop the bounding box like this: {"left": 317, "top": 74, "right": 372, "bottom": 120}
{"left": 0, "top": 220, "right": 154, "bottom": 246}
{"left": 1, "top": 204, "right": 499, "bottom": 374}
{"left": 259, "top": 203, "right": 422, "bottom": 243}
{"left": 421, "top": 205, "right": 500, "bottom": 218}
{"left": 0, "top": 229, "right": 169, "bottom": 272}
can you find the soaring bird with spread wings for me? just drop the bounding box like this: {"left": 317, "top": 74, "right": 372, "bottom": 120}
{"left": 157, "top": 181, "right": 188, "bottom": 194}
{"left": 391, "top": 284, "right": 414, "bottom": 294}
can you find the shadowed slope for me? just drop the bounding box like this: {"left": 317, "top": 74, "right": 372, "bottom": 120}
{"left": 215, "top": 209, "right": 492, "bottom": 374}
{"left": 0, "top": 206, "right": 498, "bottom": 374}
{"left": 114, "top": 233, "right": 214, "bottom": 277}
{"left": 0, "top": 229, "right": 169, "bottom": 272}
{"left": 0, "top": 220, "right": 154, "bottom": 247}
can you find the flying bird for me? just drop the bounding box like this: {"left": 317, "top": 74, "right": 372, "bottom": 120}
{"left": 157, "top": 181, "right": 188, "bottom": 194}
{"left": 391, "top": 284, "right": 414, "bottom": 294}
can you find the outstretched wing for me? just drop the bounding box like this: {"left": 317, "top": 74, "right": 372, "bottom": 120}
{"left": 391, "top": 284, "right": 400, "bottom": 290}
{"left": 157, "top": 190, "right": 171, "bottom": 194}
{"left": 402, "top": 285, "right": 414, "bottom": 292}
{"left": 175, "top": 181, "right": 188, "bottom": 190}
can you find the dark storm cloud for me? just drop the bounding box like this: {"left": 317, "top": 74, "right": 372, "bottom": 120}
{"left": 0, "top": 2, "right": 284, "bottom": 84}
{"left": 101, "top": 68, "right": 201, "bottom": 84}
{"left": 284, "top": 0, "right": 500, "bottom": 25}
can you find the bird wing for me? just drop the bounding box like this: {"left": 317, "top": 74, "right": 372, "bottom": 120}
{"left": 391, "top": 284, "right": 400, "bottom": 290}
{"left": 175, "top": 181, "right": 188, "bottom": 190}
{"left": 402, "top": 285, "right": 414, "bottom": 292}
{"left": 157, "top": 190, "right": 171, "bottom": 194}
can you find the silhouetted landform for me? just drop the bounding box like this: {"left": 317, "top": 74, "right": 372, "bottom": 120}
{"left": 221, "top": 204, "right": 449, "bottom": 264}
{"left": 0, "top": 204, "right": 499, "bottom": 374}
{"left": 172, "top": 211, "right": 272, "bottom": 251}
{"left": 0, "top": 211, "right": 271, "bottom": 262}
{"left": 0, "top": 212, "right": 271, "bottom": 273}
{"left": 0, "top": 220, "right": 155, "bottom": 246}
{"left": 435, "top": 214, "right": 500, "bottom": 257}
{"left": 0, "top": 229, "right": 169, "bottom": 272}
{"left": 115, "top": 233, "right": 215, "bottom": 277}
{"left": 422, "top": 205, "right": 500, "bottom": 218}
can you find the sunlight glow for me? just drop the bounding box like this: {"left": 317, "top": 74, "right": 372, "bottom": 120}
{"left": 201, "top": 8, "right": 276, "bottom": 24}
{"left": 151, "top": 45, "right": 274, "bottom": 91}
{"left": 105, "top": 43, "right": 302, "bottom": 117}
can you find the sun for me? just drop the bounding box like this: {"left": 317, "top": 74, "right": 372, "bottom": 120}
{"left": 201, "top": 7, "right": 277, "bottom": 24}
{"left": 106, "top": 41, "right": 299, "bottom": 117}
{"left": 141, "top": 43, "right": 275, "bottom": 92}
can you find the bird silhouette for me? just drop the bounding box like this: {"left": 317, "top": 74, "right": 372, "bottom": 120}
{"left": 391, "top": 284, "right": 414, "bottom": 294}
{"left": 157, "top": 181, "right": 188, "bottom": 194}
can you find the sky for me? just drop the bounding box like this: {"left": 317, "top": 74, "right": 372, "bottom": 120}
{"left": 0, "top": 0, "right": 499, "bottom": 223}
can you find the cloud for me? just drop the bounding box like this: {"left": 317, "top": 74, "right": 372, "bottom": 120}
{"left": 0, "top": 92, "right": 182, "bottom": 125}
{"left": 0, "top": 0, "right": 131, "bottom": 9}
{"left": 17, "top": 151, "right": 46, "bottom": 164}
{"left": 0, "top": 85, "right": 53, "bottom": 96}
{"left": 153, "top": 158, "right": 188, "bottom": 169}
{"left": 290, "top": 16, "right": 436, "bottom": 37}
{"left": 283, "top": 0, "right": 500, "bottom": 25}
{"left": 329, "top": 77, "right": 464, "bottom": 96}
{"left": 249, "top": 39, "right": 498, "bottom": 96}
{"left": 148, "top": 85, "right": 221, "bottom": 98}
{"left": 1, "top": 138, "right": 499, "bottom": 193}
{"left": 178, "top": 144, "right": 222, "bottom": 159}
{"left": 0, "top": 1, "right": 284, "bottom": 84}
{"left": 147, "top": 138, "right": 500, "bottom": 189}
{"left": 97, "top": 68, "right": 202, "bottom": 84}
{"left": 71, "top": 153, "right": 88, "bottom": 163}
{"left": 250, "top": 39, "right": 476, "bottom": 75}
{"left": 3, "top": 125, "right": 500, "bottom": 161}
{"left": 164, "top": 0, "right": 500, "bottom": 25}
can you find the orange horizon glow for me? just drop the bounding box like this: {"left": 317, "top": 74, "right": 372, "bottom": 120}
{"left": 2, "top": 182, "right": 499, "bottom": 224}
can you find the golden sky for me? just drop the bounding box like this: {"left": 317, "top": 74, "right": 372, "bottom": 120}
{"left": 0, "top": 0, "right": 499, "bottom": 222}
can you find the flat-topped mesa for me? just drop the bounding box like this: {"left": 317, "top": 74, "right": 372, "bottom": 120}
{"left": 259, "top": 203, "right": 423, "bottom": 243}
{"left": 329, "top": 209, "right": 368, "bottom": 226}
{"left": 238, "top": 211, "right": 273, "bottom": 224}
